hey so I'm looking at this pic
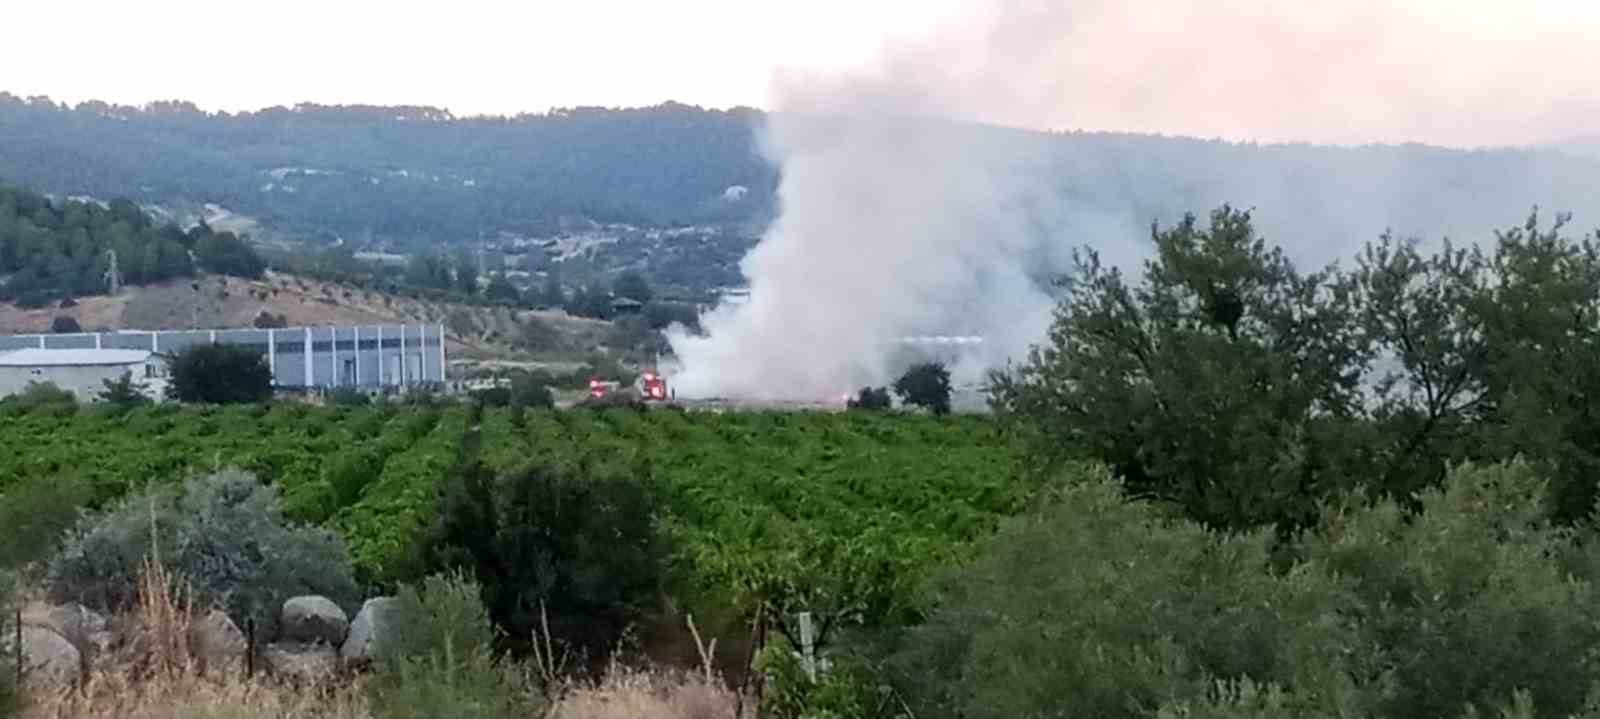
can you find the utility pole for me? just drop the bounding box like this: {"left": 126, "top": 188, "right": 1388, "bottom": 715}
{"left": 105, "top": 248, "right": 121, "bottom": 295}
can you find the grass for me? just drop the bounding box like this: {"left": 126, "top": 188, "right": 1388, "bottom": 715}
{"left": 17, "top": 558, "right": 747, "bottom": 719}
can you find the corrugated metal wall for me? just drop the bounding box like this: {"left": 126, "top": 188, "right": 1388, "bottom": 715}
{"left": 0, "top": 324, "right": 446, "bottom": 389}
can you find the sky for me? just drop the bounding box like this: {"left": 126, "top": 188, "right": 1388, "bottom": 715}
{"left": 5, "top": 0, "right": 1600, "bottom": 148}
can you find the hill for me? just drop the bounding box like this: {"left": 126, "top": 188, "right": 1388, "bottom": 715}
{"left": 0, "top": 271, "right": 614, "bottom": 366}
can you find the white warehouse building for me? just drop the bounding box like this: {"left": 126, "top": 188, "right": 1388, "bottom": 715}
{"left": 0, "top": 348, "right": 169, "bottom": 401}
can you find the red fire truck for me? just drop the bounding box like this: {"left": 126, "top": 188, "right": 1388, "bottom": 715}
{"left": 587, "top": 371, "right": 669, "bottom": 402}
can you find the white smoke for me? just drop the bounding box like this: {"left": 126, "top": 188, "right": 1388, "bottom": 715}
{"left": 666, "top": 0, "right": 1600, "bottom": 400}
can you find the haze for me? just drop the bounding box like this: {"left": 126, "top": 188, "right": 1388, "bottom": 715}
{"left": 8, "top": 0, "right": 1600, "bottom": 148}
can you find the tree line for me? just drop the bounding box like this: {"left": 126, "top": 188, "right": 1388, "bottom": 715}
{"left": 0, "top": 182, "right": 265, "bottom": 307}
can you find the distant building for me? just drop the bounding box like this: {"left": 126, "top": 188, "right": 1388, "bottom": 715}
{"left": 0, "top": 324, "right": 447, "bottom": 392}
{"left": 611, "top": 297, "right": 645, "bottom": 314}
{"left": 0, "top": 348, "right": 169, "bottom": 401}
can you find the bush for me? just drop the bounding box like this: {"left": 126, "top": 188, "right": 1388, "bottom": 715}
{"left": 368, "top": 572, "right": 536, "bottom": 719}
{"left": 50, "top": 315, "right": 82, "bottom": 333}
{"left": 0, "top": 381, "right": 77, "bottom": 414}
{"left": 97, "top": 371, "right": 151, "bottom": 409}
{"left": 886, "top": 470, "right": 1362, "bottom": 719}
{"left": 847, "top": 387, "right": 891, "bottom": 411}
{"left": 0, "top": 473, "right": 94, "bottom": 573}
{"left": 168, "top": 343, "right": 273, "bottom": 404}
{"left": 422, "top": 459, "right": 668, "bottom": 668}
{"left": 45, "top": 469, "right": 359, "bottom": 632}
{"left": 893, "top": 362, "right": 951, "bottom": 415}
{"left": 326, "top": 387, "right": 371, "bottom": 407}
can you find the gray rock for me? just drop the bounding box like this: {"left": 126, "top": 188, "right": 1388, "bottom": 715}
{"left": 22, "top": 602, "right": 106, "bottom": 658}
{"left": 2, "top": 625, "right": 82, "bottom": 685}
{"left": 262, "top": 642, "right": 340, "bottom": 682}
{"left": 340, "top": 597, "right": 398, "bottom": 666}
{"left": 279, "top": 596, "right": 349, "bottom": 645}
{"left": 188, "top": 609, "right": 247, "bottom": 672}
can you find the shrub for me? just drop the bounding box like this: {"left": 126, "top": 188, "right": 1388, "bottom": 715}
{"left": 0, "top": 473, "right": 94, "bottom": 572}
{"left": 1296, "top": 461, "right": 1600, "bottom": 719}
{"left": 886, "top": 470, "right": 1365, "bottom": 719}
{"left": 421, "top": 459, "right": 668, "bottom": 668}
{"left": 326, "top": 387, "right": 371, "bottom": 407}
{"left": 168, "top": 343, "right": 273, "bottom": 404}
{"left": 1, "top": 381, "right": 78, "bottom": 413}
{"left": 892, "top": 362, "right": 952, "bottom": 415}
{"left": 50, "top": 315, "right": 82, "bottom": 333}
{"left": 45, "top": 469, "right": 359, "bottom": 632}
{"left": 368, "top": 572, "right": 535, "bottom": 719}
{"left": 98, "top": 371, "right": 151, "bottom": 409}
{"left": 847, "top": 387, "right": 891, "bottom": 411}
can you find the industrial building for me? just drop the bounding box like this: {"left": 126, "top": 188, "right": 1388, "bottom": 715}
{"left": 0, "top": 324, "right": 447, "bottom": 395}
{"left": 0, "top": 348, "right": 169, "bottom": 401}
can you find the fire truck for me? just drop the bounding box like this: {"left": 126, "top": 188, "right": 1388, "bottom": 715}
{"left": 587, "top": 370, "right": 669, "bottom": 402}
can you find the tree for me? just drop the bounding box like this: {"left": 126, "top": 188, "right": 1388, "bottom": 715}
{"left": 454, "top": 252, "right": 480, "bottom": 296}
{"left": 422, "top": 459, "right": 667, "bottom": 667}
{"left": 193, "top": 229, "right": 266, "bottom": 279}
{"left": 97, "top": 371, "right": 149, "bottom": 408}
{"left": 50, "top": 315, "right": 81, "bottom": 333}
{"left": 989, "top": 207, "right": 1371, "bottom": 531}
{"left": 894, "top": 362, "right": 952, "bottom": 415}
{"left": 847, "top": 386, "right": 892, "bottom": 411}
{"left": 537, "top": 276, "right": 566, "bottom": 310}
{"left": 168, "top": 342, "right": 273, "bottom": 404}
{"left": 613, "top": 270, "right": 653, "bottom": 303}
{"left": 483, "top": 272, "right": 520, "bottom": 304}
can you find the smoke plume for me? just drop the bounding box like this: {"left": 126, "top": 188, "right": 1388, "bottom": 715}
{"left": 666, "top": 0, "right": 1600, "bottom": 400}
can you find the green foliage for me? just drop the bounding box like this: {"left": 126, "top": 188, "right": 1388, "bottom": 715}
{"left": 0, "top": 183, "right": 264, "bottom": 304}
{"left": 191, "top": 223, "right": 265, "bottom": 279}
{"left": 892, "top": 362, "right": 951, "bottom": 415}
{"left": 168, "top": 343, "right": 273, "bottom": 404}
{"left": 1, "top": 381, "right": 78, "bottom": 413}
{"left": 847, "top": 387, "right": 892, "bottom": 411}
{"left": 1299, "top": 461, "right": 1600, "bottom": 718}
{"left": 325, "top": 387, "right": 372, "bottom": 407}
{"left": 369, "top": 572, "right": 536, "bottom": 719}
{"left": 483, "top": 273, "right": 520, "bottom": 304}
{"left": 97, "top": 371, "right": 150, "bottom": 408}
{"left": 613, "top": 270, "right": 653, "bottom": 303}
{"left": 45, "top": 469, "right": 359, "bottom": 631}
{"left": 994, "top": 206, "right": 1600, "bottom": 530}
{"left": 887, "top": 470, "right": 1363, "bottom": 719}
{"left": 0, "top": 473, "right": 93, "bottom": 571}
{"left": 50, "top": 315, "right": 81, "bottom": 333}
{"left": 759, "top": 641, "right": 901, "bottom": 719}
{"left": 422, "top": 459, "right": 667, "bottom": 664}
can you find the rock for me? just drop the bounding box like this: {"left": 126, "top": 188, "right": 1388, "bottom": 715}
{"left": 22, "top": 602, "right": 107, "bottom": 658}
{"left": 279, "top": 596, "right": 349, "bottom": 645}
{"left": 262, "top": 642, "right": 340, "bottom": 682}
{"left": 340, "top": 597, "right": 398, "bottom": 667}
{"left": 2, "top": 625, "right": 82, "bottom": 685}
{"left": 188, "top": 609, "right": 247, "bottom": 672}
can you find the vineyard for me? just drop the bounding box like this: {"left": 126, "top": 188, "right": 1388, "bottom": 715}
{"left": 0, "top": 402, "right": 1044, "bottom": 631}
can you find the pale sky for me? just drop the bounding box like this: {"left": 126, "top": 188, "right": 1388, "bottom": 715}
{"left": 5, "top": 0, "right": 1599, "bottom": 147}
{"left": 0, "top": 0, "right": 964, "bottom": 115}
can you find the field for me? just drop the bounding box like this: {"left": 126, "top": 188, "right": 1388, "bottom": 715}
{"left": 0, "top": 402, "right": 1035, "bottom": 633}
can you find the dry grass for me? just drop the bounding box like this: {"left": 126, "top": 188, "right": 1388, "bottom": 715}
{"left": 19, "top": 560, "right": 747, "bottom": 719}
{"left": 23, "top": 557, "right": 365, "bottom": 719}
{"left": 551, "top": 667, "right": 744, "bottom": 719}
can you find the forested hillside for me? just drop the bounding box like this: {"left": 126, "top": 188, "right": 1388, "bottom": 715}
{"left": 0, "top": 95, "right": 776, "bottom": 245}
{"left": 0, "top": 183, "right": 263, "bottom": 307}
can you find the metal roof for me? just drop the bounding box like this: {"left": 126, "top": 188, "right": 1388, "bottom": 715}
{"left": 0, "top": 348, "right": 154, "bottom": 367}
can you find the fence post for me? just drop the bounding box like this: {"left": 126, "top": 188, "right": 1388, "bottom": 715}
{"left": 14, "top": 608, "right": 22, "bottom": 694}
{"left": 798, "top": 611, "right": 817, "bottom": 681}
{"left": 245, "top": 617, "right": 255, "bottom": 679}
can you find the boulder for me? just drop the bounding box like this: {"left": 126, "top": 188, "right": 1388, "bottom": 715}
{"left": 340, "top": 597, "right": 398, "bottom": 666}
{"left": 262, "top": 642, "right": 340, "bottom": 682}
{"left": 22, "top": 602, "right": 107, "bottom": 658}
{"left": 279, "top": 596, "right": 349, "bottom": 645}
{"left": 188, "top": 609, "right": 247, "bottom": 672}
{"left": 2, "top": 625, "right": 81, "bottom": 685}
